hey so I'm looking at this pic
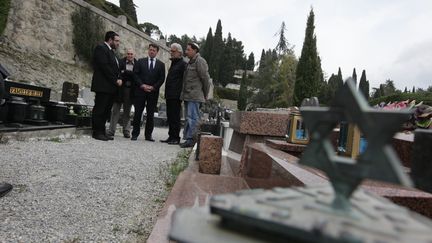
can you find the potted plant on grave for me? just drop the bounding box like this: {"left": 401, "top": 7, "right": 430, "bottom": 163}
{"left": 64, "top": 106, "right": 78, "bottom": 125}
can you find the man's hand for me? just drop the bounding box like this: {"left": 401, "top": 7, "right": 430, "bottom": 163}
{"left": 116, "top": 79, "right": 122, "bottom": 86}
{"left": 141, "top": 84, "right": 154, "bottom": 92}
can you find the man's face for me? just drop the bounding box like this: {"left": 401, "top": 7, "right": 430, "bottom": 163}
{"left": 109, "top": 36, "right": 120, "bottom": 50}
{"left": 170, "top": 48, "right": 182, "bottom": 59}
{"left": 148, "top": 46, "right": 158, "bottom": 58}
{"left": 126, "top": 50, "right": 134, "bottom": 61}
{"left": 185, "top": 45, "right": 197, "bottom": 59}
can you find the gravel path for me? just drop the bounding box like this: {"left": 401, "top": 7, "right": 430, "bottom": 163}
{"left": 0, "top": 127, "right": 182, "bottom": 242}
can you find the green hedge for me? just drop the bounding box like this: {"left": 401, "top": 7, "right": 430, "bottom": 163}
{"left": 0, "top": 0, "right": 11, "bottom": 35}
{"left": 369, "top": 92, "right": 432, "bottom": 106}
{"left": 215, "top": 87, "right": 239, "bottom": 100}
{"left": 72, "top": 8, "right": 105, "bottom": 63}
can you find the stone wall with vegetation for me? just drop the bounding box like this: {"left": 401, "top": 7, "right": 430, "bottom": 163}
{"left": 0, "top": 0, "right": 169, "bottom": 100}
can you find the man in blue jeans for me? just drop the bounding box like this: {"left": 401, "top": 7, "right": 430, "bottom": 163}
{"left": 180, "top": 43, "right": 210, "bottom": 148}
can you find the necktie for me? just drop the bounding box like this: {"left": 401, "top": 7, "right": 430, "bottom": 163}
{"left": 150, "top": 58, "right": 154, "bottom": 71}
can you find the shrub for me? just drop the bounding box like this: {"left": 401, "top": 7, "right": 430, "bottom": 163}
{"left": 215, "top": 87, "right": 239, "bottom": 101}
{"left": 71, "top": 8, "right": 105, "bottom": 63}
{"left": 83, "top": 0, "right": 141, "bottom": 30}
{"left": 0, "top": 0, "right": 11, "bottom": 35}
{"left": 369, "top": 92, "right": 432, "bottom": 106}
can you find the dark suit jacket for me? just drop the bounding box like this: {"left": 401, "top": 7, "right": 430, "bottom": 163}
{"left": 119, "top": 57, "right": 137, "bottom": 88}
{"left": 90, "top": 43, "right": 120, "bottom": 94}
{"left": 133, "top": 57, "right": 165, "bottom": 96}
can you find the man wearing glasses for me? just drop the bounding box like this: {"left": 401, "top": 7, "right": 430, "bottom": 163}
{"left": 160, "top": 43, "right": 187, "bottom": 144}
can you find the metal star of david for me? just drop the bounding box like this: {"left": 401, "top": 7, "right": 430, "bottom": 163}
{"left": 299, "top": 79, "right": 413, "bottom": 211}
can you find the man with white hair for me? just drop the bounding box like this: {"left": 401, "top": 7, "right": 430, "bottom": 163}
{"left": 160, "top": 43, "right": 187, "bottom": 144}
{"left": 107, "top": 48, "right": 136, "bottom": 138}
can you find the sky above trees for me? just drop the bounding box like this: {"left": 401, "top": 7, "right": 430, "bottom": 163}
{"left": 107, "top": 0, "right": 432, "bottom": 91}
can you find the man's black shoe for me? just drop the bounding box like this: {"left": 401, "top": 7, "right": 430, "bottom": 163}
{"left": 123, "top": 133, "right": 131, "bottom": 138}
{"left": 106, "top": 135, "right": 114, "bottom": 140}
{"left": 92, "top": 134, "right": 109, "bottom": 141}
{"left": 131, "top": 136, "right": 138, "bottom": 141}
{"left": 168, "top": 139, "right": 180, "bottom": 145}
{"left": 145, "top": 137, "right": 155, "bottom": 142}
{"left": 0, "top": 183, "right": 13, "bottom": 198}
{"left": 180, "top": 141, "right": 195, "bottom": 148}
{"left": 160, "top": 138, "right": 171, "bottom": 143}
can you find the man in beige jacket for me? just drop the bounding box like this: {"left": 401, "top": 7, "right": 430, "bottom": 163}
{"left": 180, "top": 43, "right": 210, "bottom": 148}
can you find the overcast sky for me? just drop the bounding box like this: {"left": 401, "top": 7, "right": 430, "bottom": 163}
{"left": 107, "top": 0, "right": 432, "bottom": 90}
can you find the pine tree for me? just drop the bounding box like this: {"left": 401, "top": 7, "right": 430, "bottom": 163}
{"left": 238, "top": 70, "right": 248, "bottom": 110}
{"left": 246, "top": 52, "right": 255, "bottom": 70}
{"left": 293, "top": 8, "right": 324, "bottom": 105}
{"left": 210, "top": 20, "right": 224, "bottom": 84}
{"left": 404, "top": 87, "right": 408, "bottom": 93}
{"left": 352, "top": 68, "right": 357, "bottom": 87}
{"left": 202, "top": 28, "right": 213, "bottom": 63}
{"left": 275, "top": 21, "right": 292, "bottom": 55}
{"left": 412, "top": 86, "right": 416, "bottom": 93}
{"left": 119, "top": 0, "right": 138, "bottom": 23}
{"left": 358, "top": 70, "right": 369, "bottom": 99}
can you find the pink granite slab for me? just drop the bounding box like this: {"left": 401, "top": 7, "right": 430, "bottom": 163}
{"left": 147, "top": 171, "right": 249, "bottom": 243}
{"left": 229, "top": 111, "right": 290, "bottom": 136}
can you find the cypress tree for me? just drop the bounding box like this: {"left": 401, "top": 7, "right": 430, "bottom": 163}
{"left": 210, "top": 20, "right": 224, "bottom": 84}
{"left": 238, "top": 70, "right": 248, "bottom": 110}
{"left": 327, "top": 73, "right": 338, "bottom": 101}
{"left": 247, "top": 52, "right": 255, "bottom": 70}
{"left": 359, "top": 70, "right": 369, "bottom": 99}
{"left": 337, "top": 67, "right": 343, "bottom": 87}
{"left": 352, "top": 68, "right": 357, "bottom": 86}
{"left": 202, "top": 27, "right": 213, "bottom": 63}
{"left": 404, "top": 87, "right": 408, "bottom": 93}
{"left": 412, "top": 86, "right": 416, "bottom": 93}
{"left": 258, "top": 49, "right": 266, "bottom": 74}
{"left": 119, "top": 0, "right": 138, "bottom": 23}
{"left": 219, "top": 33, "right": 235, "bottom": 86}
{"left": 293, "top": 8, "right": 323, "bottom": 105}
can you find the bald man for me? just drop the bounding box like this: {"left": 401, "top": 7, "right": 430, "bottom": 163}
{"left": 107, "top": 48, "right": 137, "bottom": 138}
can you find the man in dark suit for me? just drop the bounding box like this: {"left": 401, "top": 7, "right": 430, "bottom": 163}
{"left": 107, "top": 48, "right": 136, "bottom": 138}
{"left": 91, "top": 31, "right": 122, "bottom": 141}
{"left": 160, "top": 43, "right": 186, "bottom": 144}
{"left": 131, "top": 43, "right": 165, "bottom": 141}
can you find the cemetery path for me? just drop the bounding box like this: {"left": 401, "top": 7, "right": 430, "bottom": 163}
{"left": 0, "top": 127, "right": 182, "bottom": 242}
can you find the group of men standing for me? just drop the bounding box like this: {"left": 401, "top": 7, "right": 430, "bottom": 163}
{"left": 90, "top": 31, "right": 210, "bottom": 148}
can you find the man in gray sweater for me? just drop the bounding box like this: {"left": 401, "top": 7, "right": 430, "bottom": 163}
{"left": 180, "top": 43, "right": 210, "bottom": 148}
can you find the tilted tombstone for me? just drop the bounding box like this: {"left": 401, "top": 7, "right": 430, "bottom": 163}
{"left": 169, "top": 79, "right": 432, "bottom": 243}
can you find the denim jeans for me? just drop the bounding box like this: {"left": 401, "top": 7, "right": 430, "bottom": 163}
{"left": 184, "top": 101, "right": 201, "bottom": 141}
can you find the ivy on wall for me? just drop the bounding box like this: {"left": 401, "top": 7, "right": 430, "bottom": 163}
{"left": 0, "top": 0, "right": 11, "bottom": 35}
{"left": 71, "top": 7, "right": 105, "bottom": 63}
{"left": 83, "top": 0, "right": 140, "bottom": 30}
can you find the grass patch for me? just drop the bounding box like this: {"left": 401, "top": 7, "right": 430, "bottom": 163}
{"left": 159, "top": 149, "right": 191, "bottom": 189}
{"left": 48, "top": 137, "right": 63, "bottom": 143}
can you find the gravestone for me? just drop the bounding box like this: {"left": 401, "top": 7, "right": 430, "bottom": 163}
{"left": 61, "top": 82, "right": 79, "bottom": 103}
{"left": 411, "top": 129, "right": 432, "bottom": 193}
{"left": 80, "top": 88, "right": 94, "bottom": 107}
{"left": 169, "top": 79, "right": 432, "bottom": 243}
